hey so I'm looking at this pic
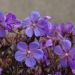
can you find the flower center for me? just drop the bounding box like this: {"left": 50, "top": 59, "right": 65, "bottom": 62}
{"left": 26, "top": 50, "right": 32, "bottom": 57}
{"left": 27, "top": 50, "right": 31, "bottom": 54}
{"left": 65, "top": 52, "right": 69, "bottom": 56}
{"left": 32, "top": 23, "right": 36, "bottom": 28}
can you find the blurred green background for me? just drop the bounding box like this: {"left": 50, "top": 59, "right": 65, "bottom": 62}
{"left": 0, "top": 0, "right": 75, "bottom": 24}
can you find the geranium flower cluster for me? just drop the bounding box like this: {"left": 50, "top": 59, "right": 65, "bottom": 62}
{"left": 0, "top": 11, "right": 75, "bottom": 75}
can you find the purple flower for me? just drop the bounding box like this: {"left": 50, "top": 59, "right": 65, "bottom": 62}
{"left": 55, "top": 72, "right": 62, "bottom": 75}
{"left": 54, "top": 39, "right": 75, "bottom": 67}
{"left": 22, "top": 11, "right": 49, "bottom": 37}
{"left": 15, "top": 41, "right": 44, "bottom": 67}
{"left": 5, "top": 12, "right": 21, "bottom": 32}
{"left": 48, "top": 22, "right": 63, "bottom": 41}
{"left": 57, "top": 22, "right": 74, "bottom": 37}
{"left": 58, "top": 23, "right": 75, "bottom": 44}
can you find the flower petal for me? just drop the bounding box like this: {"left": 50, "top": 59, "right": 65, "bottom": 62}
{"left": 45, "top": 39, "right": 53, "bottom": 47}
{"left": 13, "top": 19, "right": 21, "bottom": 28}
{"left": 25, "top": 57, "right": 36, "bottom": 68}
{"left": 60, "top": 58, "right": 68, "bottom": 67}
{"left": 54, "top": 45, "right": 63, "bottom": 56}
{"left": 62, "top": 39, "right": 71, "bottom": 51}
{"left": 25, "top": 27, "right": 33, "bottom": 37}
{"left": 33, "top": 49, "right": 44, "bottom": 60}
{"left": 69, "top": 60, "right": 75, "bottom": 74}
{"left": 0, "top": 11, "right": 4, "bottom": 22}
{"left": 0, "top": 28, "right": 6, "bottom": 38}
{"left": 29, "top": 41, "right": 39, "bottom": 50}
{"left": 38, "top": 18, "right": 49, "bottom": 35}
{"left": 6, "top": 12, "right": 16, "bottom": 24}
{"left": 6, "top": 25, "right": 13, "bottom": 32}
{"left": 30, "top": 11, "right": 40, "bottom": 22}
{"left": 57, "top": 23, "right": 65, "bottom": 34}
{"left": 17, "top": 42, "right": 28, "bottom": 52}
{"left": 70, "top": 60, "right": 75, "bottom": 69}
{"left": 69, "top": 47, "right": 75, "bottom": 58}
{"left": 15, "top": 51, "right": 25, "bottom": 61}
{"left": 66, "top": 22, "right": 73, "bottom": 33}
{"left": 38, "top": 18, "right": 49, "bottom": 29}
{"left": 34, "top": 27, "right": 41, "bottom": 37}
{"left": 49, "top": 22, "right": 57, "bottom": 31}
{"left": 22, "top": 17, "right": 31, "bottom": 28}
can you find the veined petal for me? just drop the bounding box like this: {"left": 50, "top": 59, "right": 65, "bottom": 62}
{"left": 25, "top": 57, "right": 36, "bottom": 68}
{"left": 25, "top": 27, "right": 33, "bottom": 37}
{"left": 33, "top": 49, "right": 44, "bottom": 60}
{"left": 22, "top": 17, "right": 31, "bottom": 28}
{"left": 6, "top": 12, "right": 16, "bottom": 24}
{"left": 62, "top": 39, "right": 71, "bottom": 51}
{"left": 30, "top": 11, "right": 40, "bottom": 22}
{"left": 54, "top": 45, "right": 63, "bottom": 56}
{"left": 17, "top": 42, "right": 28, "bottom": 52}
{"left": 38, "top": 18, "right": 48, "bottom": 28}
{"left": 15, "top": 51, "right": 25, "bottom": 61}
{"left": 34, "top": 27, "right": 41, "bottom": 37}
{"left": 29, "top": 41, "right": 39, "bottom": 50}
{"left": 34, "top": 27, "right": 45, "bottom": 37}
{"left": 13, "top": 19, "right": 21, "bottom": 28}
